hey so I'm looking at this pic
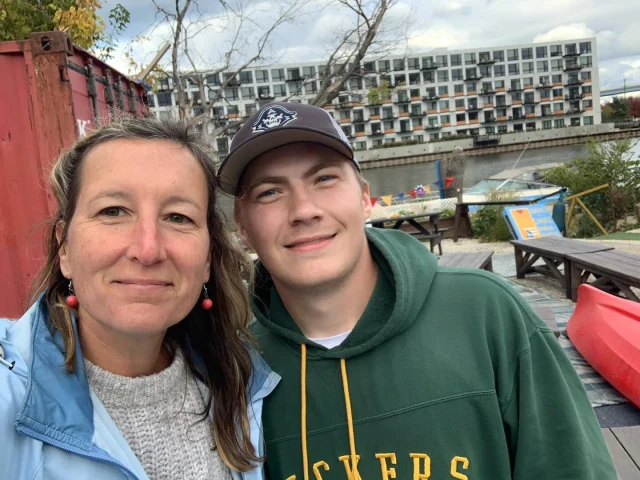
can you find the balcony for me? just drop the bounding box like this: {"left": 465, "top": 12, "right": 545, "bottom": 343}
{"left": 567, "top": 108, "right": 585, "bottom": 115}
{"left": 565, "top": 94, "right": 584, "bottom": 100}
{"left": 399, "top": 112, "right": 410, "bottom": 117}
{"left": 525, "top": 113, "right": 536, "bottom": 119}
{"left": 480, "top": 88, "right": 496, "bottom": 95}
{"left": 564, "top": 64, "right": 584, "bottom": 72}
{"left": 413, "top": 125, "right": 424, "bottom": 131}
{"left": 424, "top": 123, "right": 442, "bottom": 130}
{"left": 563, "top": 50, "right": 580, "bottom": 58}
{"left": 422, "top": 95, "right": 440, "bottom": 101}
{"left": 421, "top": 63, "right": 440, "bottom": 70}
{"left": 384, "top": 128, "right": 395, "bottom": 134}
{"left": 565, "top": 79, "right": 584, "bottom": 87}
{"left": 497, "top": 116, "right": 510, "bottom": 122}
{"left": 478, "top": 57, "right": 496, "bottom": 65}
{"left": 371, "top": 130, "right": 384, "bottom": 136}
{"left": 523, "top": 99, "right": 540, "bottom": 105}
{"left": 285, "top": 75, "right": 305, "bottom": 83}
{"left": 541, "top": 111, "right": 554, "bottom": 118}
{"left": 464, "top": 75, "right": 483, "bottom": 82}
{"left": 466, "top": 105, "right": 483, "bottom": 112}
{"left": 396, "top": 128, "right": 412, "bottom": 134}
{"left": 258, "top": 93, "right": 275, "bottom": 100}
{"left": 508, "top": 87, "right": 524, "bottom": 93}
{"left": 535, "top": 83, "right": 551, "bottom": 90}
{"left": 395, "top": 96, "right": 411, "bottom": 104}
{"left": 482, "top": 117, "right": 497, "bottom": 123}
{"left": 339, "top": 118, "right": 352, "bottom": 124}
{"left": 410, "top": 111, "right": 426, "bottom": 117}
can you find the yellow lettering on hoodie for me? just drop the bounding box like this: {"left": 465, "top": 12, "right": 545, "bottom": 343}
{"left": 410, "top": 453, "right": 431, "bottom": 480}
{"left": 338, "top": 454, "right": 362, "bottom": 480}
{"left": 313, "top": 461, "right": 330, "bottom": 480}
{"left": 451, "top": 456, "right": 470, "bottom": 479}
{"left": 285, "top": 476, "right": 296, "bottom": 480}
{"left": 375, "top": 453, "right": 397, "bottom": 480}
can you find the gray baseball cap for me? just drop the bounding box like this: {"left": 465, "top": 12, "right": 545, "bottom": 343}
{"left": 217, "top": 102, "right": 359, "bottom": 195}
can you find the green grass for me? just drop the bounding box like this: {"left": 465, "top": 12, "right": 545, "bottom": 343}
{"left": 597, "top": 232, "right": 640, "bottom": 241}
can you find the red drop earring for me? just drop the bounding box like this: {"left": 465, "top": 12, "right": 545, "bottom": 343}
{"left": 201, "top": 284, "right": 213, "bottom": 310}
{"left": 65, "top": 280, "right": 79, "bottom": 308}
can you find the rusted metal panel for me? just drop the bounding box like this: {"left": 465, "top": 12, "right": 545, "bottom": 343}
{"left": 0, "top": 32, "right": 149, "bottom": 317}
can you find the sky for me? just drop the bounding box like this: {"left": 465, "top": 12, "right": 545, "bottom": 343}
{"left": 100, "top": 0, "right": 640, "bottom": 91}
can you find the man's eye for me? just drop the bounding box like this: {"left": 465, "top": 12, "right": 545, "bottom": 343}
{"left": 317, "top": 175, "right": 336, "bottom": 183}
{"left": 257, "top": 189, "right": 278, "bottom": 199}
{"left": 168, "top": 213, "right": 191, "bottom": 224}
{"left": 100, "top": 207, "right": 125, "bottom": 217}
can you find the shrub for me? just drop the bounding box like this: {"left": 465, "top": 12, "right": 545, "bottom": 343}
{"left": 471, "top": 189, "right": 518, "bottom": 242}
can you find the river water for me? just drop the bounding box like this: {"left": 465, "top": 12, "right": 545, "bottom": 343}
{"left": 218, "top": 141, "right": 640, "bottom": 221}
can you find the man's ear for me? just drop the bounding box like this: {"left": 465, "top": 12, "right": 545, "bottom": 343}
{"left": 362, "top": 184, "right": 372, "bottom": 220}
{"left": 56, "top": 222, "right": 71, "bottom": 278}
{"left": 234, "top": 204, "right": 254, "bottom": 250}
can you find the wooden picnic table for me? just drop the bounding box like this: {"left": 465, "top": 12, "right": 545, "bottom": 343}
{"left": 438, "top": 251, "right": 494, "bottom": 271}
{"left": 367, "top": 211, "right": 444, "bottom": 254}
{"left": 567, "top": 249, "right": 640, "bottom": 302}
{"left": 511, "top": 236, "right": 615, "bottom": 299}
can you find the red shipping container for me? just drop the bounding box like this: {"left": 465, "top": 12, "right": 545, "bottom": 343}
{"left": 0, "top": 32, "right": 149, "bottom": 318}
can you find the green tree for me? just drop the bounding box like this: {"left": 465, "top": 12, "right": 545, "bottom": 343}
{"left": 367, "top": 80, "right": 391, "bottom": 105}
{"left": 601, "top": 96, "right": 630, "bottom": 123}
{"left": 545, "top": 139, "right": 640, "bottom": 235}
{"left": 0, "top": 0, "right": 129, "bottom": 59}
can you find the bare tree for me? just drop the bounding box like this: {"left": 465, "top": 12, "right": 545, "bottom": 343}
{"left": 309, "top": 0, "right": 406, "bottom": 107}
{"left": 151, "top": 0, "right": 304, "bottom": 122}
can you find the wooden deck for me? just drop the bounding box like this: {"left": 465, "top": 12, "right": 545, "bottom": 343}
{"left": 603, "top": 426, "right": 640, "bottom": 478}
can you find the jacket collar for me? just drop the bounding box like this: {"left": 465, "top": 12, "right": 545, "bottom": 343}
{"left": 13, "top": 297, "right": 279, "bottom": 451}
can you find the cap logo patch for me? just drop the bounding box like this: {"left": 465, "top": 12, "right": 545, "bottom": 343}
{"left": 252, "top": 105, "right": 297, "bottom": 133}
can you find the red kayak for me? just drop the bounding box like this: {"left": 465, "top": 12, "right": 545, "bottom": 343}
{"left": 567, "top": 285, "right": 640, "bottom": 408}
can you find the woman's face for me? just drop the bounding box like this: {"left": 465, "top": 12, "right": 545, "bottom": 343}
{"left": 59, "top": 138, "right": 211, "bottom": 338}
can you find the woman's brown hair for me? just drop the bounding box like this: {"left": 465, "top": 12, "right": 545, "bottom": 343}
{"left": 28, "top": 116, "right": 259, "bottom": 472}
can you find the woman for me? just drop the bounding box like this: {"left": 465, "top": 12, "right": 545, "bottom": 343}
{"left": 0, "top": 118, "right": 279, "bottom": 480}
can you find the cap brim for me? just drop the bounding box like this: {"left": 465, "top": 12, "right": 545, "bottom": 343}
{"left": 218, "top": 127, "right": 353, "bottom": 195}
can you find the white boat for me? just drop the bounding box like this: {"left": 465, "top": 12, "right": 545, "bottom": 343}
{"left": 462, "top": 163, "right": 562, "bottom": 204}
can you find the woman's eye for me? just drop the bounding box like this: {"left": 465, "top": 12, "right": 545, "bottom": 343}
{"left": 168, "top": 213, "right": 191, "bottom": 224}
{"left": 100, "top": 207, "right": 125, "bottom": 217}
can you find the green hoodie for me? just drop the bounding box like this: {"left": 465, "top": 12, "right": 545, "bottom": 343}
{"left": 251, "top": 228, "right": 615, "bottom": 480}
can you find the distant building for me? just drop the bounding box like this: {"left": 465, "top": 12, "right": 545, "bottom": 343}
{"left": 149, "top": 37, "right": 599, "bottom": 155}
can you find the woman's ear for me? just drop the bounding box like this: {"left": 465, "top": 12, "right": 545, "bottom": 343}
{"left": 56, "top": 222, "right": 71, "bottom": 278}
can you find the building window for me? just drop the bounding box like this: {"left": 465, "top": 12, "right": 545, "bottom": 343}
{"left": 440, "top": 114, "right": 450, "bottom": 124}
{"left": 156, "top": 92, "right": 172, "bottom": 106}
{"left": 553, "top": 102, "right": 564, "bottom": 112}
{"left": 450, "top": 54, "right": 462, "bottom": 67}
{"left": 508, "top": 64, "right": 519, "bottom": 75}
{"left": 273, "top": 84, "right": 286, "bottom": 97}
{"left": 452, "top": 69, "right": 463, "bottom": 81}
{"left": 305, "top": 81, "right": 318, "bottom": 94}
{"left": 552, "top": 74, "right": 562, "bottom": 84}
{"left": 455, "top": 98, "right": 465, "bottom": 108}
{"left": 438, "top": 86, "right": 449, "bottom": 96}
{"left": 524, "top": 104, "right": 535, "bottom": 114}
{"left": 464, "top": 53, "right": 476, "bottom": 65}
{"left": 493, "top": 50, "right": 504, "bottom": 62}
{"left": 268, "top": 69, "right": 283, "bottom": 82}
{"left": 538, "top": 76, "right": 550, "bottom": 86}
{"left": 239, "top": 71, "right": 253, "bottom": 84}
{"left": 407, "top": 58, "right": 420, "bottom": 70}
{"left": 521, "top": 48, "right": 533, "bottom": 60}
{"left": 303, "top": 66, "right": 315, "bottom": 78}
{"left": 372, "top": 139, "right": 383, "bottom": 147}
{"left": 551, "top": 59, "right": 563, "bottom": 71}
{"left": 339, "top": 110, "right": 351, "bottom": 121}
{"left": 287, "top": 68, "right": 302, "bottom": 81}
{"left": 551, "top": 88, "right": 562, "bottom": 97}
{"left": 581, "top": 71, "right": 592, "bottom": 81}
{"left": 437, "top": 70, "right": 449, "bottom": 82}
{"left": 526, "top": 122, "right": 536, "bottom": 131}
{"left": 363, "top": 62, "right": 375, "bottom": 73}
{"left": 394, "top": 74, "right": 406, "bottom": 86}
{"left": 393, "top": 58, "right": 405, "bottom": 71}
{"left": 540, "top": 88, "right": 551, "bottom": 98}
{"left": 257, "top": 86, "right": 271, "bottom": 99}
{"left": 494, "top": 64, "right": 505, "bottom": 77}
{"left": 422, "top": 56, "right": 435, "bottom": 68}
{"left": 350, "top": 77, "right": 363, "bottom": 90}
{"left": 224, "top": 87, "right": 239, "bottom": 100}
{"left": 497, "top": 125, "right": 507, "bottom": 133}
{"left": 411, "top": 104, "right": 423, "bottom": 115}
{"left": 580, "top": 56, "right": 593, "bottom": 67}
{"left": 523, "top": 62, "right": 534, "bottom": 74}
{"left": 536, "top": 46, "right": 548, "bottom": 58}
{"left": 537, "top": 61, "right": 549, "bottom": 73}
{"left": 465, "top": 68, "right": 477, "bottom": 80}
{"left": 480, "top": 65, "right": 492, "bottom": 77}
{"left": 355, "top": 141, "right": 367, "bottom": 151}
{"left": 583, "top": 116, "right": 593, "bottom": 125}
{"left": 423, "top": 71, "right": 435, "bottom": 83}
{"left": 217, "top": 138, "right": 229, "bottom": 155}
{"left": 467, "top": 82, "right": 477, "bottom": 93}
{"left": 580, "top": 41, "right": 592, "bottom": 54}
{"left": 554, "top": 119, "right": 565, "bottom": 128}
{"left": 570, "top": 117, "right": 581, "bottom": 127}
{"left": 507, "top": 49, "right": 519, "bottom": 61}
{"left": 565, "top": 43, "right": 577, "bottom": 55}
{"left": 253, "top": 70, "right": 268, "bottom": 83}
{"left": 246, "top": 104, "right": 256, "bottom": 116}
{"left": 584, "top": 99, "right": 593, "bottom": 108}
{"left": 550, "top": 45, "right": 562, "bottom": 57}
{"left": 439, "top": 100, "right": 449, "bottom": 110}
{"left": 495, "top": 80, "right": 505, "bottom": 89}
{"left": 454, "top": 84, "right": 464, "bottom": 94}
{"left": 456, "top": 113, "right": 466, "bottom": 123}
{"left": 205, "top": 74, "right": 220, "bottom": 86}
{"left": 378, "top": 60, "right": 391, "bottom": 72}
{"left": 354, "top": 121, "right": 365, "bottom": 132}
{"left": 436, "top": 55, "right": 448, "bottom": 67}
{"left": 241, "top": 87, "right": 255, "bottom": 99}
{"left": 288, "top": 82, "right": 303, "bottom": 96}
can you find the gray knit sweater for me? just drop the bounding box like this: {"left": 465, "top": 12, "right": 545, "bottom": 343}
{"left": 85, "top": 348, "right": 232, "bottom": 480}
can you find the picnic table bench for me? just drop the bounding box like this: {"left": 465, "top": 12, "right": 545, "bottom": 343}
{"left": 567, "top": 249, "right": 640, "bottom": 302}
{"left": 511, "top": 236, "right": 615, "bottom": 299}
{"left": 438, "top": 251, "right": 494, "bottom": 271}
{"left": 368, "top": 211, "right": 445, "bottom": 255}
{"left": 603, "top": 425, "right": 640, "bottom": 479}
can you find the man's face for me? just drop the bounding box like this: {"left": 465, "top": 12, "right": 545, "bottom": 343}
{"left": 235, "top": 142, "right": 371, "bottom": 290}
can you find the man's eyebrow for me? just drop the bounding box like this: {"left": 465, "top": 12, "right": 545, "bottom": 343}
{"left": 246, "top": 161, "right": 344, "bottom": 193}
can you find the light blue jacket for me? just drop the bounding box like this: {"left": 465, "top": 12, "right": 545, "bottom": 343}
{"left": 0, "top": 298, "right": 280, "bottom": 480}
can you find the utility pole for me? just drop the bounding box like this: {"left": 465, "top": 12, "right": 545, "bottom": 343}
{"left": 624, "top": 79, "right": 629, "bottom": 118}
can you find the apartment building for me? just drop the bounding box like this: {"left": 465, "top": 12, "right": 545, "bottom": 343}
{"left": 149, "top": 37, "right": 600, "bottom": 153}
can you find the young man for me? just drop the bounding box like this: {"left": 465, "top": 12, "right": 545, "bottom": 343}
{"left": 218, "top": 102, "right": 616, "bottom": 480}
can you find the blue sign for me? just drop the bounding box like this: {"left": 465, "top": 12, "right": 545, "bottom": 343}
{"left": 503, "top": 204, "right": 562, "bottom": 240}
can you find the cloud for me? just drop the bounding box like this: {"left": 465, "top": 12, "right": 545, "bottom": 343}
{"left": 408, "top": 25, "right": 470, "bottom": 51}
{"left": 533, "top": 23, "right": 595, "bottom": 43}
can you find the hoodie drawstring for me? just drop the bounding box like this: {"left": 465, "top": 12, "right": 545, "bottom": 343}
{"left": 300, "top": 344, "right": 359, "bottom": 480}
